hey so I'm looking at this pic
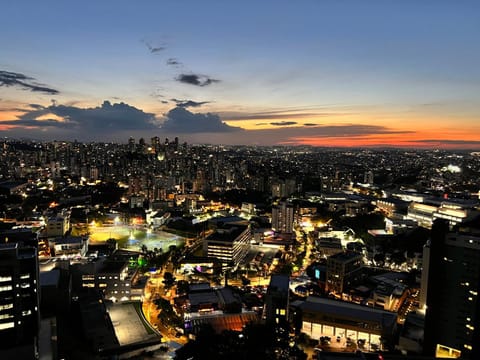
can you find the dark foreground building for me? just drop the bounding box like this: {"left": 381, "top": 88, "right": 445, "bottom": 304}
{"left": 424, "top": 219, "right": 480, "bottom": 359}
{"left": 0, "top": 240, "right": 40, "bottom": 359}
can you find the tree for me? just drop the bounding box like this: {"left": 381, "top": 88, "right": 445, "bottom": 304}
{"left": 163, "top": 271, "right": 176, "bottom": 288}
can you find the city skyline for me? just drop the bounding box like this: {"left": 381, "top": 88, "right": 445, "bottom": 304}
{"left": 1, "top": 0, "right": 480, "bottom": 148}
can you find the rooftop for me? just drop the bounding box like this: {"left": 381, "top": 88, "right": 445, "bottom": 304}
{"left": 206, "top": 225, "right": 248, "bottom": 243}
{"left": 298, "top": 296, "right": 397, "bottom": 326}
{"left": 328, "top": 251, "right": 363, "bottom": 262}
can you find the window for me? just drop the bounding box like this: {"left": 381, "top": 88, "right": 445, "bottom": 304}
{"left": 0, "top": 285, "right": 13, "bottom": 292}
{"left": 0, "top": 322, "right": 14, "bottom": 330}
{"left": 0, "top": 303, "right": 13, "bottom": 311}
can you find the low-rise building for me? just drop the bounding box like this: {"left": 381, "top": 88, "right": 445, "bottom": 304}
{"left": 292, "top": 296, "right": 397, "bottom": 352}
{"left": 46, "top": 215, "right": 70, "bottom": 238}
{"left": 51, "top": 236, "right": 88, "bottom": 257}
{"left": 72, "top": 256, "right": 137, "bottom": 302}
{"left": 316, "top": 237, "right": 343, "bottom": 257}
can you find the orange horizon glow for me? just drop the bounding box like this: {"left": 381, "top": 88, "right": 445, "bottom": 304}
{"left": 1, "top": 102, "right": 480, "bottom": 149}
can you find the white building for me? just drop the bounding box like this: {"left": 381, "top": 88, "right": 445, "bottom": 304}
{"left": 46, "top": 215, "right": 70, "bottom": 237}
{"left": 52, "top": 236, "right": 88, "bottom": 257}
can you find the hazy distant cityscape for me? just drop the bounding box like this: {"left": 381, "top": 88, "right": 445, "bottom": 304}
{"left": 0, "top": 137, "right": 480, "bottom": 359}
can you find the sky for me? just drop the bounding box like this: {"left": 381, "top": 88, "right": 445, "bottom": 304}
{"left": 1, "top": 0, "right": 480, "bottom": 148}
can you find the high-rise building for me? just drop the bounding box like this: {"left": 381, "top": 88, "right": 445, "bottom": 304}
{"left": 271, "top": 201, "right": 294, "bottom": 234}
{"left": 423, "top": 219, "right": 480, "bottom": 359}
{"left": 128, "top": 136, "right": 135, "bottom": 152}
{"left": 264, "top": 274, "right": 289, "bottom": 326}
{"left": 0, "top": 241, "right": 40, "bottom": 358}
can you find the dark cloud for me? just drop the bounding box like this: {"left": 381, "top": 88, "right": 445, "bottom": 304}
{"left": 176, "top": 74, "right": 219, "bottom": 87}
{"left": 170, "top": 99, "right": 210, "bottom": 108}
{"left": 7, "top": 100, "right": 158, "bottom": 133}
{"left": 303, "top": 123, "right": 318, "bottom": 127}
{"left": 0, "top": 118, "right": 71, "bottom": 128}
{"left": 223, "top": 111, "right": 330, "bottom": 121}
{"left": 161, "top": 107, "right": 242, "bottom": 133}
{"left": 270, "top": 121, "right": 297, "bottom": 126}
{"left": 144, "top": 41, "right": 166, "bottom": 53}
{"left": 166, "top": 58, "right": 181, "bottom": 66}
{"left": 29, "top": 104, "right": 46, "bottom": 110}
{"left": 0, "top": 70, "right": 59, "bottom": 95}
{"left": 300, "top": 124, "right": 412, "bottom": 137}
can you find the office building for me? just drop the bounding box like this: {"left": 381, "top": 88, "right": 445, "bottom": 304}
{"left": 203, "top": 224, "right": 251, "bottom": 266}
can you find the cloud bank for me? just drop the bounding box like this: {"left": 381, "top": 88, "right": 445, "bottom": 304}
{"left": 161, "top": 107, "right": 241, "bottom": 133}
{"left": 0, "top": 101, "right": 158, "bottom": 140}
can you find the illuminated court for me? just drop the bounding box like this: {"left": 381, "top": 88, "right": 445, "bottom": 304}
{"left": 88, "top": 225, "right": 185, "bottom": 252}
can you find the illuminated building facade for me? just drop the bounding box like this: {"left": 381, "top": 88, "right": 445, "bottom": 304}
{"left": 271, "top": 201, "right": 294, "bottom": 234}
{"left": 293, "top": 296, "right": 397, "bottom": 352}
{"left": 424, "top": 219, "right": 480, "bottom": 359}
{"left": 46, "top": 215, "right": 70, "bottom": 237}
{"left": 203, "top": 224, "right": 251, "bottom": 266}
{"left": 76, "top": 259, "right": 134, "bottom": 302}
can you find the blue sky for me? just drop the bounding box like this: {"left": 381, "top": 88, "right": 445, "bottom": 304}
{"left": 1, "top": 0, "right": 480, "bottom": 147}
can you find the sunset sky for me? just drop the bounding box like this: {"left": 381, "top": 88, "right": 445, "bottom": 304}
{"left": 1, "top": 0, "right": 480, "bottom": 148}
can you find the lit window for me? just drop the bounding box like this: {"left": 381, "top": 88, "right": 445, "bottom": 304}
{"left": 0, "top": 303, "right": 13, "bottom": 311}
{"left": 0, "top": 322, "right": 14, "bottom": 330}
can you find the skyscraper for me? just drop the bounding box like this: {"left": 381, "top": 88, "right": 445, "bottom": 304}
{"left": 0, "top": 241, "right": 40, "bottom": 358}
{"left": 424, "top": 219, "right": 480, "bottom": 359}
{"left": 271, "top": 201, "right": 294, "bottom": 234}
